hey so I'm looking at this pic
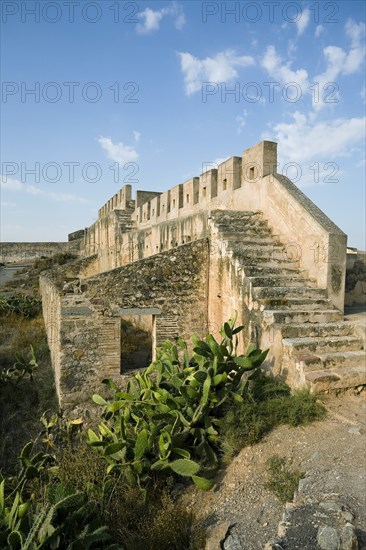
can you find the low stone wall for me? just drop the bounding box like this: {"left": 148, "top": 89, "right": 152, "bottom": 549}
{"left": 0, "top": 241, "right": 82, "bottom": 264}
{"left": 40, "top": 239, "right": 209, "bottom": 409}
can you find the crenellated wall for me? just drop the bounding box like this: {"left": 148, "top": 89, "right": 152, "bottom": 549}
{"left": 80, "top": 141, "right": 347, "bottom": 310}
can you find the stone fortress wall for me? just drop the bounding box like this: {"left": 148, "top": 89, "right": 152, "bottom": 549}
{"left": 82, "top": 141, "right": 346, "bottom": 310}
{"left": 0, "top": 240, "right": 81, "bottom": 264}
{"left": 4, "top": 140, "right": 364, "bottom": 409}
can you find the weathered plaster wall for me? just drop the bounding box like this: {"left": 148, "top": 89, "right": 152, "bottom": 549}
{"left": 0, "top": 241, "right": 81, "bottom": 264}
{"left": 40, "top": 240, "right": 209, "bottom": 409}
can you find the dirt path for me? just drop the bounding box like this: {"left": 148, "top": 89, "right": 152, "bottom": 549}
{"left": 186, "top": 392, "right": 366, "bottom": 549}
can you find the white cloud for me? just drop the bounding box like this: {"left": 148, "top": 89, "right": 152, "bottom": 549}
{"left": 313, "top": 19, "right": 365, "bottom": 110}
{"left": 0, "top": 177, "right": 88, "bottom": 203}
{"left": 136, "top": 2, "right": 185, "bottom": 34}
{"left": 172, "top": 2, "right": 185, "bottom": 30}
{"left": 296, "top": 7, "right": 310, "bottom": 36}
{"left": 136, "top": 8, "right": 164, "bottom": 34}
{"left": 133, "top": 130, "right": 141, "bottom": 142}
{"left": 315, "top": 25, "right": 324, "bottom": 38}
{"left": 98, "top": 136, "right": 138, "bottom": 165}
{"left": 1, "top": 178, "right": 22, "bottom": 191}
{"left": 263, "top": 111, "right": 366, "bottom": 166}
{"left": 260, "top": 20, "right": 365, "bottom": 112}
{"left": 236, "top": 110, "right": 248, "bottom": 134}
{"left": 261, "top": 45, "right": 309, "bottom": 93}
{"left": 345, "top": 19, "right": 366, "bottom": 48}
{"left": 287, "top": 39, "right": 297, "bottom": 57}
{"left": 178, "top": 49, "right": 255, "bottom": 95}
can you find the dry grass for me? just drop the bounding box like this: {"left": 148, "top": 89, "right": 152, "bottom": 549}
{"left": 0, "top": 312, "right": 57, "bottom": 474}
{"left": 56, "top": 441, "right": 206, "bottom": 550}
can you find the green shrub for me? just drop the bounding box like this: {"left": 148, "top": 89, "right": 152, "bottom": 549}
{"left": 219, "top": 371, "right": 326, "bottom": 455}
{"left": 89, "top": 317, "right": 268, "bottom": 490}
{"left": 0, "top": 294, "right": 42, "bottom": 319}
{"left": 265, "top": 455, "right": 303, "bottom": 503}
{"left": 0, "top": 417, "right": 113, "bottom": 550}
{"left": 0, "top": 346, "right": 37, "bottom": 387}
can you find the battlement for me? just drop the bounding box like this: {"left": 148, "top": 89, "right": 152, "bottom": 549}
{"left": 98, "top": 184, "right": 135, "bottom": 218}
{"left": 96, "top": 141, "right": 277, "bottom": 227}
{"left": 80, "top": 140, "right": 346, "bottom": 311}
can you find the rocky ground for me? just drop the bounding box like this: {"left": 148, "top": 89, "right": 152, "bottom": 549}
{"left": 186, "top": 392, "right": 365, "bottom": 550}
{"left": 2, "top": 263, "right": 365, "bottom": 549}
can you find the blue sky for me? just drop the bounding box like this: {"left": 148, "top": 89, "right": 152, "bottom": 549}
{"left": 1, "top": 0, "right": 365, "bottom": 248}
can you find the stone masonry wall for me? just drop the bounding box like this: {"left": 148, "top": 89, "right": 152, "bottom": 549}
{"left": 0, "top": 241, "right": 82, "bottom": 264}
{"left": 40, "top": 240, "right": 209, "bottom": 409}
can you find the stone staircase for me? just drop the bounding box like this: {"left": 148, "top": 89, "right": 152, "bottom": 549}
{"left": 115, "top": 209, "right": 135, "bottom": 232}
{"left": 211, "top": 210, "right": 366, "bottom": 393}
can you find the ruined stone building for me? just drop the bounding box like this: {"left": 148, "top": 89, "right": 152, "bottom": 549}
{"left": 35, "top": 141, "right": 365, "bottom": 409}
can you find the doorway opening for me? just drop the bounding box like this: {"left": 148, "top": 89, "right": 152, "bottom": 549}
{"left": 120, "top": 314, "right": 154, "bottom": 373}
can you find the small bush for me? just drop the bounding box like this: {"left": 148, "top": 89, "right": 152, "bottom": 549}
{"left": 219, "top": 371, "right": 326, "bottom": 455}
{"left": 104, "top": 479, "right": 205, "bottom": 550}
{"left": 265, "top": 455, "right": 303, "bottom": 503}
{"left": 0, "top": 293, "right": 42, "bottom": 319}
{"left": 0, "top": 315, "right": 49, "bottom": 364}
{"left": 42, "top": 418, "right": 206, "bottom": 550}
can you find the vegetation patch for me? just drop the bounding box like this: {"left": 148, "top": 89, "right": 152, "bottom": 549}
{"left": 2, "top": 252, "right": 77, "bottom": 291}
{"left": 219, "top": 371, "right": 326, "bottom": 456}
{"left": 345, "top": 259, "right": 366, "bottom": 291}
{"left": 0, "top": 307, "right": 56, "bottom": 474}
{"left": 0, "top": 294, "right": 42, "bottom": 319}
{"left": 89, "top": 317, "right": 269, "bottom": 490}
{"left": 265, "top": 455, "right": 304, "bottom": 503}
{"left": 0, "top": 306, "right": 328, "bottom": 549}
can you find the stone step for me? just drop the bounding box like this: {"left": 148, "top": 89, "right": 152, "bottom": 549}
{"left": 258, "top": 297, "right": 332, "bottom": 311}
{"left": 219, "top": 228, "right": 273, "bottom": 238}
{"left": 211, "top": 210, "right": 262, "bottom": 219}
{"left": 248, "top": 276, "right": 313, "bottom": 288}
{"left": 253, "top": 287, "right": 327, "bottom": 300}
{"left": 243, "top": 265, "right": 308, "bottom": 278}
{"left": 283, "top": 336, "right": 363, "bottom": 355}
{"left": 279, "top": 322, "right": 355, "bottom": 339}
{"left": 219, "top": 236, "right": 280, "bottom": 246}
{"left": 230, "top": 246, "right": 292, "bottom": 261}
{"left": 305, "top": 365, "right": 366, "bottom": 392}
{"left": 234, "top": 255, "right": 299, "bottom": 269}
{"left": 296, "top": 350, "right": 366, "bottom": 373}
{"left": 218, "top": 217, "right": 269, "bottom": 226}
{"left": 262, "top": 309, "right": 343, "bottom": 325}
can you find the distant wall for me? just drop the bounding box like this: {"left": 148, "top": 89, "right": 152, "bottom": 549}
{"left": 68, "top": 230, "right": 85, "bottom": 242}
{"left": 345, "top": 250, "right": 366, "bottom": 306}
{"left": 0, "top": 241, "right": 82, "bottom": 264}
